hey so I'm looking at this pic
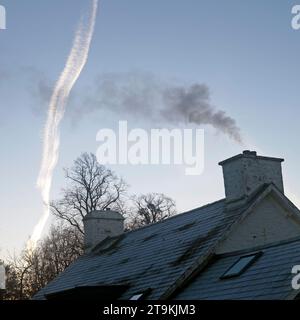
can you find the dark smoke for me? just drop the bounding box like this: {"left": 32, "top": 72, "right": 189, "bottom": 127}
{"left": 79, "top": 72, "right": 243, "bottom": 144}
{"left": 0, "top": 66, "right": 53, "bottom": 117}
{"left": 162, "top": 84, "right": 242, "bottom": 143}
{"left": 26, "top": 69, "right": 53, "bottom": 116}
{"left": 3, "top": 68, "right": 243, "bottom": 143}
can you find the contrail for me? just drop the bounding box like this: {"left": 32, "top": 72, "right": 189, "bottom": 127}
{"left": 28, "top": 0, "right": 99, "bottom": 250}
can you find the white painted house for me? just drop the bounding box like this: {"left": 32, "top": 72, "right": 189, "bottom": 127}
{"left": 35, "top": 151, "right": 300, "bottom": 300}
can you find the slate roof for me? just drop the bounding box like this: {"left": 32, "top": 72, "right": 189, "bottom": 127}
{"left": 34, "top": 198, "right": 244, "bottom": 300}
{"left": 175, "top": 237, "right": 300, "bottom": 300}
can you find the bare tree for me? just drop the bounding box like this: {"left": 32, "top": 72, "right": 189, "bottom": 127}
{"left": 3, "top": 225, "right": 83, "bottom": 300}
{"left": 127, "top": 193, "right": 177, "bottom": 229}
{"left": 51, "top": 153, "right": 127, "bottom": 233}
{"left": 1, "top": 262, "right": 19, "bottom": 300}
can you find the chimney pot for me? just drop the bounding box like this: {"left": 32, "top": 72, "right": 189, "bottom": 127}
{"left": 243, "top": 150, "right": 257, "bottom": 156}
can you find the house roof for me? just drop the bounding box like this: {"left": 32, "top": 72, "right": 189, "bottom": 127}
{"left": 34, "top": 183, "right": 300, "bottom": 300}
{"left": 34, "top": 198, "right": 244, "bottom": 300}
{"left": 174, "top": 237, "right": 300, "bottom": 300}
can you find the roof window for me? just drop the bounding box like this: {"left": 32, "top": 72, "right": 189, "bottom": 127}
{"left": 129, "top": 288, "right": 151, "bottom": 300}
{"left": 130, "top": 293, "right": 144, "bottom": 301}
{"left": 220, "top": 252, "right": 262, "bottom": 279}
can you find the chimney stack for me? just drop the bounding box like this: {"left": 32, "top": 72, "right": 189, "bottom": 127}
{"left": 219, "top": 150, "right": 284, "bottom": 205}
{"left": 83, "top": 210, "right": 124, "bottom": 253}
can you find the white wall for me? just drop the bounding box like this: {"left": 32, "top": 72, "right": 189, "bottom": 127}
{"left": 217, "top": 194, "right": 300, "bottom": 254}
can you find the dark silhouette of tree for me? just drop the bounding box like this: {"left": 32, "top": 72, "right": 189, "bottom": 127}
{"left": 3, "top": 225, "right": 83, "bottom": 300}
{"left": 51, "top": 153, "right": 127, "bottom": 234}
{"left": 127, "top": 193, "right": 176, "bottom": 229}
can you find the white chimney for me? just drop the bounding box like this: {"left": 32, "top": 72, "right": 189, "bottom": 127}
{"left": 83, "top": 209, "right": 124, "bottom": 253}
{"left": 219, "top": 150, "right": 284, "bottom": 204}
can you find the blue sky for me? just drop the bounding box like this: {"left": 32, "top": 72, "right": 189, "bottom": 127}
{"left": 1, "top": 0, "right": 300, "bottom": 257}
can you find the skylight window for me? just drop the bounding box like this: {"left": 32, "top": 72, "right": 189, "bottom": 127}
{"left": 130, "top": 293, "right": 144, "bottom": 301}
{"left": 129, "top": 289, "right": 151, "bottom": 300}
{"left": 220, "top": 252, "right": 262, "bottom": 279}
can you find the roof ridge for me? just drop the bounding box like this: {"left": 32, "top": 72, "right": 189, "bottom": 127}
{"left": 217, "top": 236, "right": 300, "bottom": 258}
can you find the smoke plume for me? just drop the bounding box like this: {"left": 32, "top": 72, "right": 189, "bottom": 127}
{"left": 162, "top": 84, "right": 242, "bottom": 143}
{"left": 78, "top": 72, "right": 243, "bottom": 143}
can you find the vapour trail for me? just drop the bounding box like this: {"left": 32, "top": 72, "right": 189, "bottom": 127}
{"left": 28, "top": 0, "right": 99, "bottom": 250}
